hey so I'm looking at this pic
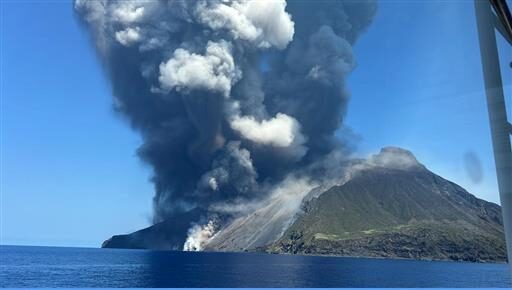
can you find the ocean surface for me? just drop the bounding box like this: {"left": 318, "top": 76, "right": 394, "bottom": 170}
{"left": 0, "top": 245, "right": 510, "bottom": 288}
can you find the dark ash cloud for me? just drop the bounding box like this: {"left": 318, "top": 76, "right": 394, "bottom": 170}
{"left": 75, "top": 0, "right": 377, "bottom": 250}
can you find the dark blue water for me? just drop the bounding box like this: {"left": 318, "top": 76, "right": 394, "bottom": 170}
{"left": 0, "top": 245, "right": 510, "bottom": 287}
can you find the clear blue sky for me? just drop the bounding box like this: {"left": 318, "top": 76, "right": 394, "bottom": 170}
{"left": 1, "top": 0, "right": 511, "bottom": 247}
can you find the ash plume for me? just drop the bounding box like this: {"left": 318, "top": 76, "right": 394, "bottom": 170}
{"left": 74, "top": 0, "right": 377, "bottom": 249}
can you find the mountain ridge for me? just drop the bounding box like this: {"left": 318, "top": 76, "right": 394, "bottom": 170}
{"left": 102, "top": 147, "right": 507, "bottom": 262}
{"left": 267, "top": 149, "right": 506, "bottom": 262}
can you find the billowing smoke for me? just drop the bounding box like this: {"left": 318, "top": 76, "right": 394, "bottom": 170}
{"left": 74, "top": 0, "right": 377, "bottom": 249}
{"left": 183, "top": 219, "right": 218, "bottom": 251}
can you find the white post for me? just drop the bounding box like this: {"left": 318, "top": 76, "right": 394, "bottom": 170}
{"left": 474, "top": 0, "right": 512, "bottom": 281}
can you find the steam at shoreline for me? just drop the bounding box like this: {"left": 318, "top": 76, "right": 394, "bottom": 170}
{"left": 183, "top": 220, "right": 219, "bottom": 251}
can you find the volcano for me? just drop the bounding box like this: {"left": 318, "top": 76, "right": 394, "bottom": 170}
{"left": 103, "top": 147, "right": 506, "bottom": 262}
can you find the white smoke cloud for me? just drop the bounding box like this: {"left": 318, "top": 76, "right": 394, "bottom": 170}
{"left": 367, "top": 147, "right": 422, "bottom": 170}
{"left": 332, "top": 147, "right": 425, "bottom": 185}
{"left": 75, "top": 0, "right": 106, "bottom": 24}
{"left": 208, "top": 177, "right": 219, "bottom": 191}
{"left": 112, "top": 2, "right": 145, "bottom": 24}
{"left": 74, "top": 0, "right": 109, "bottom": 52}
{"left": 230, "top": 113, "right": 304, "bottom": 148}
{"left": 159, "top": 41, "right": 241, "bottom": 97}
{"left": 183, "top": 220, "right": 218, "bottom": 251}
{"left": 196, "top": 0, "right": 294, "bottom": 49}
{"left": 115, "top": 27, "right": 141, "bottom": 46}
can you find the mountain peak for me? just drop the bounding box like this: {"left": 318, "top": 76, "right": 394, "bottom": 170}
{"left": 368, "top": 146, "right": 424, "bottom": 171}
{"left": 270, "top": 147, "right": 506, "bottom": 262}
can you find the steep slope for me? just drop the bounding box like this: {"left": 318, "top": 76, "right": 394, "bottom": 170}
{"left": 205, "top": 178, "right": 318, "bottom": 251}
{"left": 269, "top": 148, "right": 506, "bottom": 262}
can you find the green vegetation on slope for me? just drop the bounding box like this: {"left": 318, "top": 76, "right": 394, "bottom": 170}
{"left": 269, "top": 159, "right": 506, "bottom": 262}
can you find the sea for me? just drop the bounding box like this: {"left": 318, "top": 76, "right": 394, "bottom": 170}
{"left": 0, "top": 245, "right": 510, "bottom": 288}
